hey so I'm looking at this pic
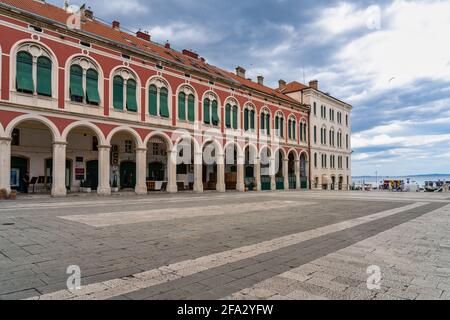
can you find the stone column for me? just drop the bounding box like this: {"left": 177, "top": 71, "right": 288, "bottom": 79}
{"left": 270, "top": 156, "right": 276, "bottom": 191}
{"left": 254, "top": 158, "right": 261, "bottom": 191}
{"left": 52, "top": 141, "right": 67, "bottom": 197}
{"left": 97, "top": 145, "right": 111, "bottom": 195}
{"left": 216, "top": 153, "right": 226, "bottom": 192}
{"left": 295, "top": 159, "right": 301, "bottom": 190}
{"left": 0, "top": 137, "right": 11, "bottom": 194}
{"left": 283, "top": 158, "right": 289, "bottom": 190}
{"left": 135, "top": 148, "right": 147, "bottom": 195}
{"left": 193, "top": 151, "right": 203, "bottom": 193}
{"left": 166, "top": 150, "right": 178, "bottom": 193}
{"left": 236, "top": 154, "right": 245, "bottom": 192}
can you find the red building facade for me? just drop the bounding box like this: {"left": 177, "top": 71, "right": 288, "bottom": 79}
{"left": 0, "top": 1, "right": 310, "bottom": 196}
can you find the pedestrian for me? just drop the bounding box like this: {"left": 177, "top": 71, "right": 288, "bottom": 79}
{"left": 21, "top": 171, "right": 30, "bottom": 194}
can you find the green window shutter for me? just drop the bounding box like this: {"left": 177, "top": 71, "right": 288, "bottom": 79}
{"left": 16, "top": 51, "right": 34, "bottom": 94}
{"left": 260, "top": 113, "right": 265, "bottom": 130}
{"left": 300, "top": 123, "right": 303, "bottom": 141}
{"left": 250, "top": 110, "right": 255, "bottom": 130}
{"left": 304, "top": 124, "right": 307, "bottom": 141}
{"left": 267, "top": 115, "right": 270, "bottom": 134}
{"left": 188, "top": 94, "right": 195, "bottom": 122}
{"left": 86, "top": 69, "right": 100, "bottom": 105}
{"left": 232, "top": 106, "right": 238, "bottom": 129}
{"left": 212, "top": 100, "right": 219, "bottom": 125}
{"left": 178, "top": 92, "right": 186, "bottom": 120}
{"left": 280, "top": 117, "right": 284, "bottom": 137}
{"left": 70, "top": 65, "right": 84, "bottom": 100}
{"left": 293, "top": 121, "right": 296, "bottom": 140}
{"left": 288, "top": 120, "right": 292, "bottom": 139}
{"left": 203, "top": 99, "right": 210, "bottom": 124}
{"left": 126, "top": 79, "right": 138, "bottom": 112}
{"left": 149, "top": 85, "right": 157, "bottom": 115}
{"left": 113, "top": 76, "right": 124, "bottom": 110}
{"left": 160, "top": 87, "right": 169, "bottom": 118}
{"left": 244, "top": 109, "right": 249, "bottom": 131}
{"left": 225, "top": 104, "right": 231, "bottom": 128}
{"left": 36, "top": 56, "right": 52, "bottom": 96}
{"left": 275, "top": 116, "right": 279, "bottom": 130}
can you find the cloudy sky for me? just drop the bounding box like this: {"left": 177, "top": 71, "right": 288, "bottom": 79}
{"left": 49, "top": 0, "right": 450, "bottom": 176}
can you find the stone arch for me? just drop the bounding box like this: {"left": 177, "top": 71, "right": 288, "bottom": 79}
{"left": 143, "top": 131, "right": 174, "bottom": 152}
{"left": 5, "top": 114, "right": 60, "bottom": 140}
{"left": 65, "top": 53, "right": 105, "bottom": 107}
{"left": 61, "top": 121, "right": 106, "bottom": 145}
{"left": 175, "top": 83, "right": 198, "bottom": 122}
{"left": 10, "top": 40, "right": 60, "bottom": 99}
{"left": 106, "top": 126, "right": 143, "bottom": 148}
{"left": 109, "top": 65, "right": 143, "bottom": 113}
{"left": 287, "top": 148, "right": 299, "bottom": 161}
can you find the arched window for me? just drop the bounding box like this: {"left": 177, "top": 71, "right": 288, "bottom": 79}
{"left": 113, "top": 76, "right": 124, "bottom": 110}
{"left": 178, "top": 92, "right": 186, "bottom": 120}
{"left": 112, "top": 69, "right": 138, "bottom": 112}
{"left": 243, "top": 104, "right": 255, "bottom": 131}
{"left": 69, "top": 57, "right": 100, "bottom": 106}
{"left": 126, "top": 79, "right": 138, "bottom": 112}
{"left": 16, "top": 51, "right": 34, "bottom": 94}
{"left": 178, "top": 86, "right": 196, "bottom": 123}
{"left": 288, "top": 116, "right": 296, "bottom": 140}
{"left": 148, "top": 78, "right": 170, "bottom": 118}
{"left": 274, "top": 112, "right": 284, "bottom": 138}
{"left": 70, "top": 65, "right": 83, "bottom": 103}
{"left": 160, "top": 87, "right": 169, "bottom": 117}
{"left": 260, "top": 109, "right": 271, "bottom": 135}
{"left": 203, "top": 93, "right": 219, "bottom": 126}
{"left": 225, "top": 99, "right": 238, "bottom": 129}
{"left": 149, "top": 85, "right": 157, "bottom": 116}
{"left": 86, "top": 69, "right": 100, "bottom": 106}
{"left": 36, "top": 56, "right": 52, "bottom": 97}
{"left": 16, "top": 44, "right": 54, "bottom": 97}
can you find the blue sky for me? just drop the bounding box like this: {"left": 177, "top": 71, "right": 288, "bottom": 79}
{"left": 49, "top": 0, "right": 450, "bottom": 176}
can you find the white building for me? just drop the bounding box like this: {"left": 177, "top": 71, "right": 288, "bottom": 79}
{"left": 279, "top": 80, "right": 352, "bottom": 190}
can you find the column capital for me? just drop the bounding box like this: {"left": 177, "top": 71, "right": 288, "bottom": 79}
{"left": 0, "top": 137, "right": 12, "bottom": 142}
{"left": 97, "top": 144, "right": 111, "bottom": 150}
{"left": 135, "top": 147, "right": 147, "bottom": 152}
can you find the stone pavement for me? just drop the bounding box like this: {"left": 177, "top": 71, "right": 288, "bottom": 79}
{"left": 0, "top": 190, "right": 449, "bottom": 300}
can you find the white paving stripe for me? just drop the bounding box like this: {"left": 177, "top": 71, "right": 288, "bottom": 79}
{"left": 27, "top": 201, "right": 428, "bottom": 300}
{"left": 0, "top": 193, "right": 265, "bottom": 211}
{"left": 59, "top": 201, "right": 315, "bottom": 227}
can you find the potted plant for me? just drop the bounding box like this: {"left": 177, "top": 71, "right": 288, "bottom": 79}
{"left": 9, "top": 190, "right": 17, "bottom": 200}
{"left": 111, "top": 177, "right": 119, "bottom": 193}
{"left": 84, "top": 179, "right": 92, "bottom": 193}
{"left": 0, "top": 189, "right": 7, "bottom": 200}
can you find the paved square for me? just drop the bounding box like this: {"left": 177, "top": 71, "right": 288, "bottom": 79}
{"left": 0, "top": 191, "right": 449, "bottom": 300}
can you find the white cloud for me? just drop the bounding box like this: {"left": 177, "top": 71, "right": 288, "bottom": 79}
{"left": 311, "top": 0, "right": 450, "bottom": 104}
{"left": 148, "top": 23, "right": 221, "bottom": 46}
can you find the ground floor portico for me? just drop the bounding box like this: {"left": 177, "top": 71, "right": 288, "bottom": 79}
{"left": 0, "top": 108, "right": 310, "bottom": 197}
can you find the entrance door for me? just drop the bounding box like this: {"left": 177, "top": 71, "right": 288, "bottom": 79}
{"left": 45, "top": 159, "right": 72, "bottom": 190}
{"left": 86, "top": 160, "right": 98, "bottom": 191}
{"left": 148, "top": 162, "right": 164, "bottom": 181}
{"left": 11, "top": 156, "right": 28, "bottom": 191}
{"left": 120, "top": 161, "right": 136, "bottom": 189}
{"left": 261, "top": 175, "right": 271, "bottom": 190}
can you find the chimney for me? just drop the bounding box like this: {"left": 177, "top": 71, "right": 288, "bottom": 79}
{"left": 112, "top": 20, "right": 120, "bottom": 30}
{"left": 164, "top": 41, "right": 171, "bottom": 49}
{"left": 309, "top": 80, "right": 318, "bottom": 90}
{"left": 83, "top": 7, "right": 93, "bottom": 20}
{"left": 236, "top": 66, "right": 246, "bottom": 78}
{"left": 182, "top": 49, "right": 199, "bottom": 60}
{"left": 257, "top": 75, "right": 264, "bottom": 85}
{"left": 278, "top": 79, "right": 286, "bottom": 89}
{"left": 136, "top": 31, "right": 150, "bottom": 42}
